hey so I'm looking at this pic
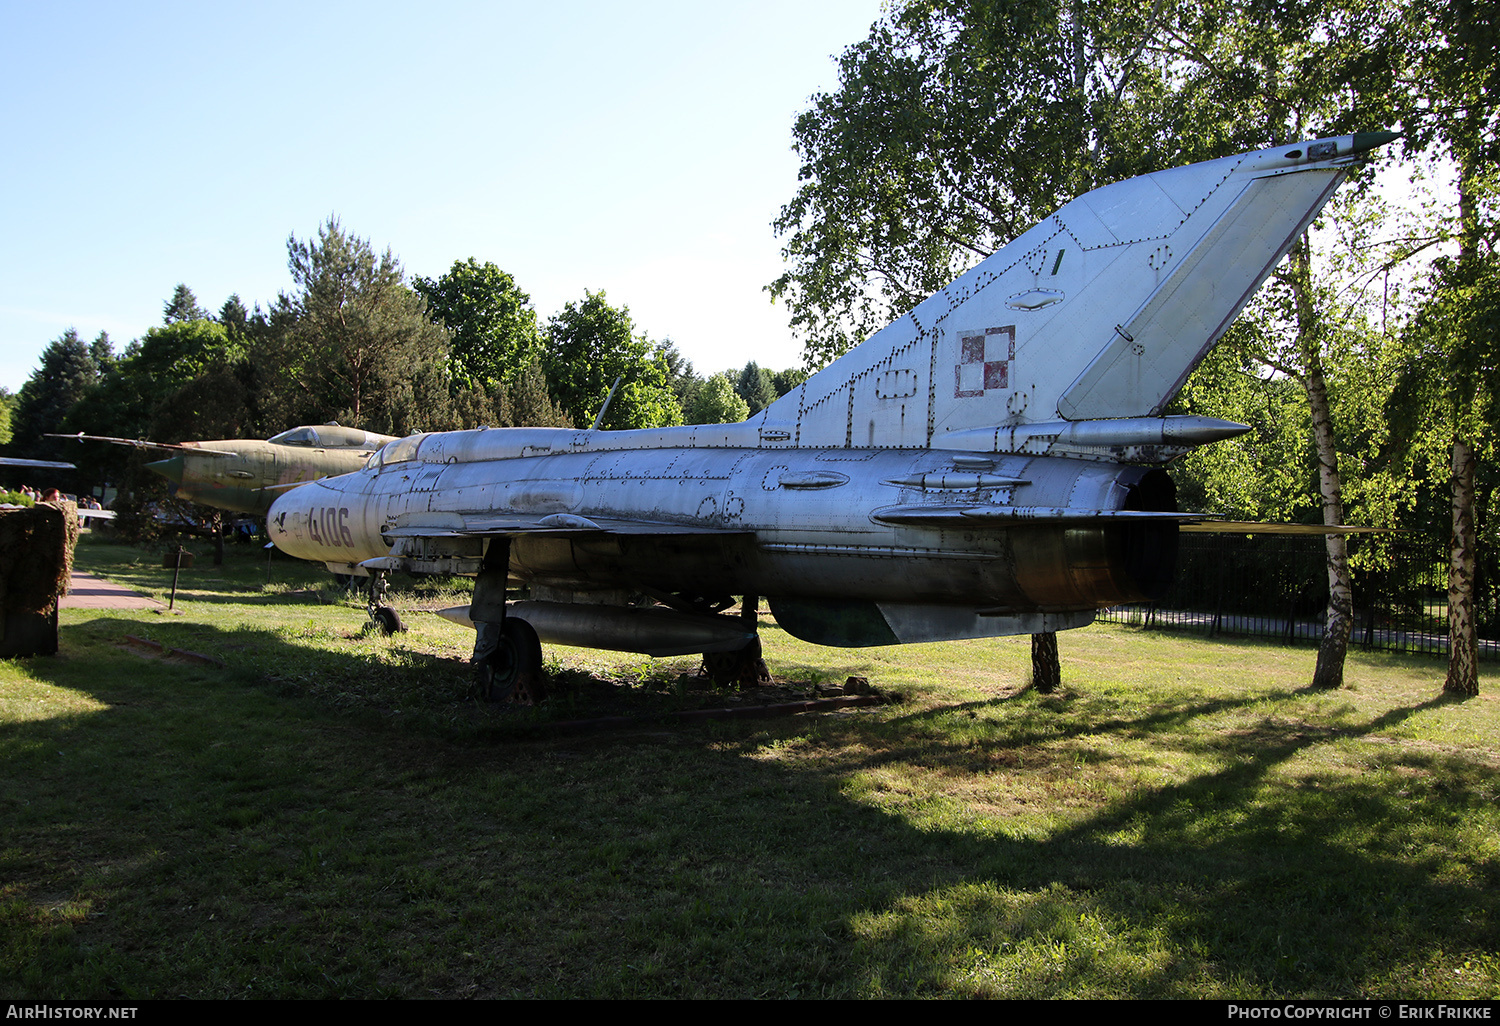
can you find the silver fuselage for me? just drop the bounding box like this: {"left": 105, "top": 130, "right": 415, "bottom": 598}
{"left": 269, "top": 426, "right": 1171, "bottom": 619}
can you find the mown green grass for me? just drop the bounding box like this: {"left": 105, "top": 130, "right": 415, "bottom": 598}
{"left": 1, "top": 536, "right": 1496, "bottom": 998}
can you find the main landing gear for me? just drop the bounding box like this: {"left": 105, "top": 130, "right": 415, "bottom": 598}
{"left": 700, "top": 593, "right": 770, "bottom": 688}
{"left": 701, "top": 634, "right": 770, "bottom": 688}
{"left": 473, "top": 617, "right": 547, "bottom": 704}
{"left": 470, "top": 538, "right": 547, "bottom": 705}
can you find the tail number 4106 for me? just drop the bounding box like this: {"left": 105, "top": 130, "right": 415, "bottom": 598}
{"left": 308, "top": 506, "right": 355, "bottom": 548}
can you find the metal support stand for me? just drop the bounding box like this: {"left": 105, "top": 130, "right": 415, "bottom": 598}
{"left": 168, "top": 545, "right": 185, "bottom": 610}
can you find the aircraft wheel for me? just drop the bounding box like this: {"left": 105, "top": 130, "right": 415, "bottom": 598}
{"left": 702, "top": 635, "right": 769, "bottom": 689}
{"left": 372, "top": 604, "right": 405, "bottom": 635}
{"left": 475, "top": 618, "right": 547, "bottom": 704}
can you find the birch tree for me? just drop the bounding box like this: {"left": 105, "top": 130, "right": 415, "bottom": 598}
{"left": 773, "top": 0, "right": 1404, "bottom": 688}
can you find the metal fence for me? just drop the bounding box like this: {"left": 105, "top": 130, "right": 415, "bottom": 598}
{"left": 1098, "top": 532, "right": 1500, "bottom": 659}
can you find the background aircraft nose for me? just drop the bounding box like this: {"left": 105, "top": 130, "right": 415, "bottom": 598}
{"left": 146, "top": 455, "right": 184, "bottom": 486}
{"left": 1351, "top": 130, "right": 1400, "bottom": 154}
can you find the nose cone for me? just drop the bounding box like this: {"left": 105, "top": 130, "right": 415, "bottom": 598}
{"left": 146, "top": 455, "right": 184, "bottom": 487}
{"left": 267, "top": 485, "right": 303, "bottom": 538}
{"left": 266, "top": 479, "right": 343, "bottom": 560}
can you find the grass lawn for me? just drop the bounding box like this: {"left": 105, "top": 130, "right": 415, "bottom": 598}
{"left": 2, "top": 535, "right": 1497, "bottom": 998}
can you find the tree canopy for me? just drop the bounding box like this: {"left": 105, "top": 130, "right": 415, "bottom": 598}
{"left": 162, "top": 283, "right": 210, "bottom": 325}
{"left": 542, "top": 291, "right": 682, "bottom": 431}
{"left": 735, "top": 362, "right": 777, "bottom": 415}
{"left": 8, "top": 329, "right": 106, "bottom": 459}
{"left": 413, "top": 258, "right": 542, "bottom": 390}
{"left": 0, "top": 388, "right": 13, "bottom": 447}
{"left": 269, "top": 218, "right": 453, "bottom": 434}
{"left": 687, "top": 374, "right": 751, "bottom": 425}
{"left": 770, "top": 0, "right": 1201, "bottom": 367}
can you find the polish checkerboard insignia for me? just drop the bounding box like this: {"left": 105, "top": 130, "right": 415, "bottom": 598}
{"left": 954, "top": 325, "right": 1015, "bottom": 398}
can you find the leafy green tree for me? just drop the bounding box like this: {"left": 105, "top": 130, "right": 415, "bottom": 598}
{"left": 687, "top": 374, "right": 751, "bottom": 425}
{"left": 0, "top": 387, "right": 14, "bottom": 447}
{"left": 413, "top": 258, "right": 542, "bottom": 390}
{"left": 131, "top": 319, "right": 238, "bottom": 389}
{"left": 1150, "top": 0, "right": 1410, "bottom": 690}
{"left": 219, "top": 294, "right": 249, "bottom": 341}
{"left": 770, "top": 0, "right": 1192, "bottom": 368}
{"left": 1170, "top": 343, "right": 1316, "bottom": 523}
{"left": 1224, "top": 239, "right": 1381, "bottom": 689}
{"left": 506, "top": 359, "right": 574, "bottom": 428}
{"left": 1384, "top": 0, "right": 1500, "bottom": 696}
{"left": 46, "top": 320, "right": 250, "bottom": 496}
{"left": 658, "top": 340, "right": 703, "bottom": 418}
{"left": 1391, "top": 251, "right": 1500, "bottom": 698}
{"left": 269, "top": 218, "right": 453, "bottom": 434}
{"left": 89, "top": 331, "right": 116, "bottom": 377}
{"left": 542, "top": 291, "right": 682, "bottom": 430}
{"left": 446, "top": 357, "right": 574, "bottom": 432}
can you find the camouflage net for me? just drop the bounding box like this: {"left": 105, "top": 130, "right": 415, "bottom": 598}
{"left": 0, "top": 501, "right": 78, "bottom": 614}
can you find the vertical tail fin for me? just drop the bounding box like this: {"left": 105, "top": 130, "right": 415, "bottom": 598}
{"left": 760, "top": 134, "right": 1393, "bottom": 453}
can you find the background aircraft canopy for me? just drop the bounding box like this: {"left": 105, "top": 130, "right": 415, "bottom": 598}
{"left": 268, "top": 425, "right": 395, "bottom": 450}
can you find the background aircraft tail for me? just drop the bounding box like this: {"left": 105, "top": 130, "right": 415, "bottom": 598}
{"left": 758, "top": 134, "right": 1393, "bottom": 454}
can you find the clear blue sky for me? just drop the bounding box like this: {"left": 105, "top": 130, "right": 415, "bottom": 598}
{"left": 0, "top": 0, "right": 886, "bottom": 395}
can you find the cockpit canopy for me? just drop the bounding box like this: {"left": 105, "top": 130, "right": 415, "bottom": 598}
{"left": 268, "top": 424, "right": 395, "bottom": 450}
{"left": 366, "top": 433, "right": 432, "bottom": 469}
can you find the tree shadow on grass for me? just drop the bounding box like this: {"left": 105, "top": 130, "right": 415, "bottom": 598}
{"left": 772, "top": 692, "right": 1499, "bottom": 997}
{"left": 3, "top": 618, "right": 1496, "bottom": 998}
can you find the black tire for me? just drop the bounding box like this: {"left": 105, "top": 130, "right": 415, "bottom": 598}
{"left": 372, "top": 604, "right": 405, "bottom": 635}
{"left": 475, "top": 617, "right": 547, "bottom": 704}
{"left": 702, "top": 635, "right": 768, "bottom": 688}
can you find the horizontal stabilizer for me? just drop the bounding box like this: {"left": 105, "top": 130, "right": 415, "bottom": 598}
{"left": 0, "top": 456, "right": 76, "bottom": 470}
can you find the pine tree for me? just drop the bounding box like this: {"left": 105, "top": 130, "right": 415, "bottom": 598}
{"left": 163, "top": 284, "right": 209, "bottom": 324}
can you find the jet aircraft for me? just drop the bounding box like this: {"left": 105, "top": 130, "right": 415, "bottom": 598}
{"left": 267, "top": 133, "right": 1396, "bottom": 702}
{"left": 50, "top": 424, "right": 397, "bottom": 516}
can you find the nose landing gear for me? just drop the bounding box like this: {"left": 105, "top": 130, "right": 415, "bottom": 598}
{"left": 366, "top": 571, "right": 406, "bottom": 635}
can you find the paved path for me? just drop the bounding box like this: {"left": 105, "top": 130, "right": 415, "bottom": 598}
{"left": 58, "top": 572, "right": 164, "bottom": 610}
